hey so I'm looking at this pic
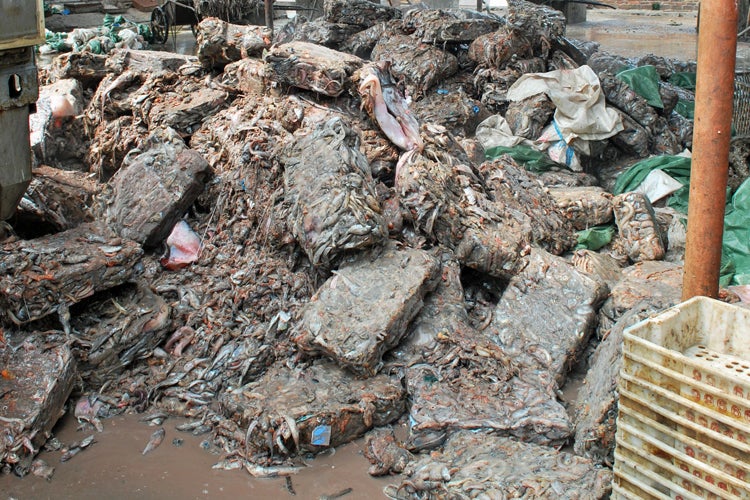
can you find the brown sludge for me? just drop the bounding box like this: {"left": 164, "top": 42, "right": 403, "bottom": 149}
{"left": 3, "top": 0, "right": 714, "bottom": 497}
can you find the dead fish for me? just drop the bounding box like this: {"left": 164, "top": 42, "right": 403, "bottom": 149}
{"left": 320, "top": 488, "right": 353, "bottom": 500}
{"left": 74, "top": 395, "right": 103, "bottom": 427}
{"left": 79, "top": 435, "right": 96, "bottom": 449}
{"left": 139, "top": 411, "right": 169, "bottom": 426}
{"left": 285, "top": 476, "right": 296, "bottom": 496}
{"left": 212, "top": 459, "right": 244, "bottom": 471}
{"left": 191, "top": 424, "right": 213, "bottom": 436}
{"left": 60, "top": 447, "right": 81, "bottom": 463}
{"left": 30, "top": 459, "right": 55, "bottom": 480}
{"left": 44, "top": 437, "right": 63, "bottom": 452}
{"left": 175, "top": 420, "right": 204, "bottom": 432}
{"left": 61, "top": 435, "right": 97, "bottom": 462}
{"left": 244, "top": 463, "right": 301, "bottom": 478}
{"left": 142, "top": 427, "right": 166, "bottom": 455}
{"left": 164, "top": 326, "right": 196, "bottom": 356}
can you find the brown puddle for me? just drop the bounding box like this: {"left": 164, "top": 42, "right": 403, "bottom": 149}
{"left": 1, "top": 412, "right": 397, "bottom": 500}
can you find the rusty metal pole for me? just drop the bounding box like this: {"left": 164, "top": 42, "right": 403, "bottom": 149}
{"left": 265, "top": 0, "right": 274, "bottom": 35}
{"left": 682, "top": 0, "right": 738, "bottom": 300}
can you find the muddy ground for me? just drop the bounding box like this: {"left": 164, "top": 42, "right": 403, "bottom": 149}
{"left": 0, "top": 4, "right": 739, "bottom": 500}
{"left": 2, "top": 412, "right": 394, "bottom": 500}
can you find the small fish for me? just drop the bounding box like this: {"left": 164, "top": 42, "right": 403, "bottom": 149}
{"left": 30, "top": 459, "right": 55, "bottom": 481}
{"left": 138, "top": 411, "right": 169, "bottom": 422}
{"left": 60, "top": 435, "right": 96, "bottom": 462}
{"left": 142, "top": 427, "right": 166, "bottom": 455}
{"left": 285, "top": 476, "right": 296, "bottom": 496}
{"left": 79, "top": 435, "right": 96, "bottom": 449}
{"left": 139, "top": 411, "right": 168, "bottom": 425}
{"left": 191, "top": 424, "right": 212, "bottom": 436}
{"left": 212, "top": 459, "right": 243, "bottom": 471}
{"left": 319, "top": 488, "right": 353, "bottom": 500}
{"left": 175, "top": 420, "right": 204, "bottom": 432}
{"left": 60, "top": 447, "right": 81, "bottom": 463}
{"left": 244, "top": 463, "right": 300, "bottom": 478}
{"left": 44, "top": 437, "right": 63, "bottom": 452}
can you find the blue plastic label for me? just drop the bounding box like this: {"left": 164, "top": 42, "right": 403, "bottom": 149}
{"left": 311, "top": 425, "right": 331, "bottom": 446}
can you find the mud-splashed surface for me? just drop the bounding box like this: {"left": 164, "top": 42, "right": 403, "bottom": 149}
{"left": 1, "top": 413, "right": 395, "bottom": 500}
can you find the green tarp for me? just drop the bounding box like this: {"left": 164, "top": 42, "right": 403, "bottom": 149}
{"left": 616, "top": 65, "right": 664, "bottom": 109}
{"left": 669, "top": 72, "right": 697, "bottom": 90}
{"left": 484, "top": 145, "right": 558, "bottom": 173}
{"left": 613, "top": 155, "right": 749, "bottom": 286}
{"left": 723, "top": 179, "right": 750, "bottom": 285}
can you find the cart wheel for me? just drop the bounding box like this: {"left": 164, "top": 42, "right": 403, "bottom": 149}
{"left": 151, "top": 7, "right": 170, "bottom": 44}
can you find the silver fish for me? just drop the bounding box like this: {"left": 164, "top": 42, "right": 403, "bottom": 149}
{"left": 244, "top": 463, "right": 301, "bottom": 478}
{"left": 212, "top": 459, "right": 244, "bottom": 471}
{"left": 142, "top": 427, "right": 166, "bottom": 455}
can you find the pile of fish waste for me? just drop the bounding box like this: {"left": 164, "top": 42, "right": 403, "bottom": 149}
{"left": 5, "top": 0, "right": 743, "bottom": 495}
{"left": 386, "top": 430, "right": 612, "bottom": 499}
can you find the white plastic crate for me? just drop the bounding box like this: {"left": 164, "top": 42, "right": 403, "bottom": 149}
{"left": 613, "top": 296, "right": 750, "bottom": 500}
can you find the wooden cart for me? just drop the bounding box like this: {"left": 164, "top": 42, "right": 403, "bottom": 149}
{"left": 150, "top": 0, "right": 200, "bottom": 44}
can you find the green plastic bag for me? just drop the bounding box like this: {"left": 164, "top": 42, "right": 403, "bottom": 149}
{"left": 138, "top": 23, "right": 153, "bottom": 42}
{"left": 44, "top": 31, "right": 70, "bottom": 52}
{"left": 575, "top": 225, "right": 615, "bottom": 251}
{"left": 616, "top": 65, "right": 664, "bottom": 109}
{"left": 668, "top": 72, "right": 696, "bottom": 90}
{"left": 484, "top": 145, "right": 558, "bottom": 173}
{"left": 87, "top": 39, "right": 103, "bottom": 54}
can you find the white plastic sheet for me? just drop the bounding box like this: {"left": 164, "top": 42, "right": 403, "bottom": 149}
{"left": 475, "top": 115, "right": 538, "bottom": 150}
{"left": 635, "top": 169, "right": 684, "bottom": 203}
{"left": 507, "top": 65, "right": 624, "bottom": 143}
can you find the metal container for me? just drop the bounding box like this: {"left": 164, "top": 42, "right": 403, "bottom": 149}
{"left": 0, "top": 0, "right": 45, "bottom": 51}
{"left": 0, "top": 0, "right": 42, "bottom": 219}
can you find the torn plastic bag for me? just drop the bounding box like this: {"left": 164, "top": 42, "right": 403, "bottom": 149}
{"left": 484, "top": 145, "right": 558, "bottom": 173}
{"left": 634, "top": 169, "right": 684, "bottom": 203}
{"left": 576, "top": 224, "right": 615, "bottom": 251}
{"left": 538, "top": 120, "right": 582, "bottom": 170}
{"left": 615, "top": 65, "right": 664, "bottom": 108}
{"left": 507, "top": 65, "right": 624, "bottom": 145}
{"left": 474, "top": 114, "right": 537, "bottom": 150}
